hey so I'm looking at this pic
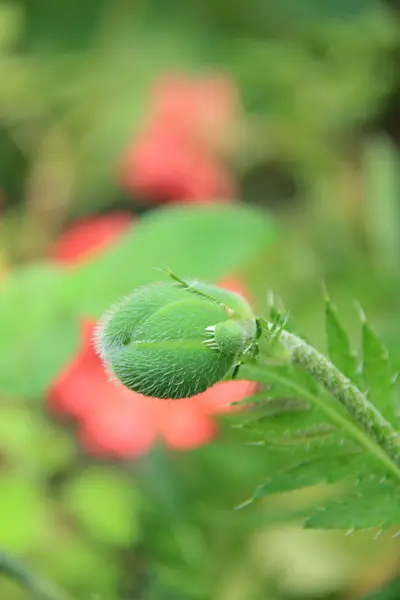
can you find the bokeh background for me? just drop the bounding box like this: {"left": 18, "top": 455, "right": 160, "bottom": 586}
{"left": 1, "top": 1, "right": 400, "bottom": 598}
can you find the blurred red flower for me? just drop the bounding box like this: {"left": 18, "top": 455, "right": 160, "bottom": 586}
{"left": 119, "top": 72, "right": 240, "bottom": 204}
{"left": 48, "top": 283, "right": 257, "bottom": 458}
{"left": 151, "top": 73, "right": 240, "bottom": 151}
{"left": 121, "top": 128, "right": 236, "bottom": 203}
{"left": 50, "top": 212, "right": 133, "bottom": 266}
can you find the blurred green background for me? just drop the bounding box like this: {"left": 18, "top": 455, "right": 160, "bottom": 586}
{"left": 2, "top": 0, "right": 400, "bottom": 598}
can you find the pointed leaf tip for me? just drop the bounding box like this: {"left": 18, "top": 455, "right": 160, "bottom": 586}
{"left": 325, "top": 298, "right": 359, "bottom": 385}
{"left": 362, "top": 318, "right": 398, "bottom": 425}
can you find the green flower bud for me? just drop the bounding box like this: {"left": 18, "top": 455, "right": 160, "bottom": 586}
{"left": 95, "top": 277, "right": 258, "bottom": 399}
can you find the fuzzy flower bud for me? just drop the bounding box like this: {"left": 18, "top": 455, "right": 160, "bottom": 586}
{"left": 95, "top": 279, "right": 257, "bottom": 399}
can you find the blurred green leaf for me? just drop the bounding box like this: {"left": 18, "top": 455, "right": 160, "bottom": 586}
{"left": 63, "top": 203, "right": 278, "bottom": 315}
{"left": 270, "top": 0, "right": 383, "bottom": 23}
{"left": 0, "top": 477, "right": 44, "bottom": 552}
{"left": 0, "top": 264, "right": 78, "bottom": 398}
{"left": 63, "top": 467, "right": 140, "bottom": 547}
{"left": 0, "top": 3, "right": 23, "bottom": 51}
{"left": 0, "top": 407, "right": 42, "bottom": 461}
{"left": 0, "top": 407, "right": 75, "bottom": 472}
{"left": 363, "top": 136, "right": 400, "bottom": 272}
{"left": 45, "top": 534, "right": 119, "bottom": 600}
{"left": 360, "top": 576, "right": 400, "bottom": 600}
{"left": 0, "top": 204, "right": 276, "bottom": 399}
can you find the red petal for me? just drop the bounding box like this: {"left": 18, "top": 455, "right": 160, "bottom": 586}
{"left": 51, "top": 212, "right": 133, "bottom": 266}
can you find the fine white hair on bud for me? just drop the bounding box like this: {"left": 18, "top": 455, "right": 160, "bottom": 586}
{"left": 95, "top": 275, "right": 258, "bottom": 399}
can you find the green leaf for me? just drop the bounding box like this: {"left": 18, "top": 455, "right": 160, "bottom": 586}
{"left": 239, "top": 362, "right": 352, "bottom": 433}
{"left": 357, "top": 575, "right": 400, "bottom": 600}
{"left": 232, "top": 386, "right": 337, "bottom": 446}
{"left": 0, "top": 3, "right": 23, "bottom": 50}
{"left": 0, "top": 264, "right": 79, "bottom": 398}
{"left": 240, "top": 409, "right": 337, "bottom": 446}
{"left": 45, "top": 536, "right": 119, "bottom": 597}
{"left": 362, "top": 317, "right": 398, "bottom": 425}
{"left": 363, "top": 136, "right": 400, "bottom": 273}
{"left": 0, "top": 407, "right": 76, "bottom": 472}
{"left": 305, "top": 476, "right": 400, "bottom": 530}
{"left": 270, "top": 0, "right": 379, "bottom": 23}
{"left": 231, "top": 340, "right": 344, "bottom": 446}
{"left": 253, "top": 451, "right": 363, "bottom": 498}
{"left": 63, "top": 467, "right": 140, "bottom": 546}
{"left": 62, "top": 203, "right": 277, "bottom": 316}
{"left": 240, "top": 357, "right": 400, "bottom": 529}
{"left": 0, "top": 476, "right": 44, "bottom": 551}
{"left": 325, "top": 297, "right": 359, "bottom": 385}
{"left": 0, "top": 204, "right": 276, "bottom": 398}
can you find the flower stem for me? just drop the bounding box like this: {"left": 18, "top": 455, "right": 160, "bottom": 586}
{"left": 0, "top": 549, "right": 72, "bottom": 600}
{"left": 254, "top": 320, "right": 400, "bottom": 468}
{"left": 240, "top": 363, "right": 400, "bottom": 482}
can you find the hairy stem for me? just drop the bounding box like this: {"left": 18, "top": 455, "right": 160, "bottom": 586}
{"left": 256, "top": 320, "right": 400, "bottom": 468}
{"left": 240, "top": 363, "right": 400, "bottom": 482}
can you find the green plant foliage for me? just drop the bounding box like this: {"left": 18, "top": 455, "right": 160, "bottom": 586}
{"left": 305, "top": 477, "right": 400, "bottom": 530}
{"left": 0, "top": 477, "right": 45, "bottom": 552}
{"left": 359, "top": 575, "right": 400, "bottom": 600}
{"left": 325, "top": 297, "right": 360, "bottom": 385}
{"left": 45, "top": 537, "right": 119, "bottom": 600}
{"left": 0, "top": 204, "right": 276, "bottom": 399}
{"left": 238, "top": 299, "right": 400, "bottom": 531}
{"left": 0, "top": 406, "right": 76, "bottom": 473}
{"left": 361, "top": 316, "right": 398, "bottom": 425}
{"left": 63, "top": 203, "right": 277, "bottom": 316}
{"left": 63, "top": 467, "right": 140, "bottom": 547}
{"left": 0, "top": 265, "right": 79, "bottom": 399}
{"left": 270, "top": 0, "right": 380, "bottom": 22}
{"left": 2, "top": 0, "right": 400, "bottom": 597}
{"left": 363, "top": 137, "right": 400, "bottom": 273}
